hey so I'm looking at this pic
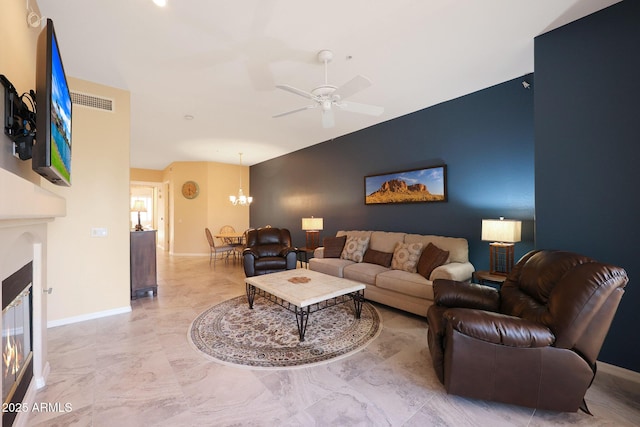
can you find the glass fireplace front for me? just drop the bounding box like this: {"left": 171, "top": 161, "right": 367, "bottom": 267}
{"left": 2, "top": 262, "right": 34, "bottom": 426}
{"left": 2, "top": 283, "right": 32, "bottom": 405}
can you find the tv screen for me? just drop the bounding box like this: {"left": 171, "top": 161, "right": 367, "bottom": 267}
{"left": 34, "top": 19, "right": 72, "bottom": 186}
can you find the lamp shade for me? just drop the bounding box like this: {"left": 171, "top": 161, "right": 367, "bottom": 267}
{"left": 482, "top": 218, "right": 521, "bottom": 243}
{"left": 302, "top": 217, "right": 323, "bottom": 231}
{"left": 131, "top": 200, "right": 147, "bottom": 213}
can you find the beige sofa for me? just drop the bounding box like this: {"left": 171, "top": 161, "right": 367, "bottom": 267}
{"left": 309, "top": 230, "right": 475, "bottom": 317}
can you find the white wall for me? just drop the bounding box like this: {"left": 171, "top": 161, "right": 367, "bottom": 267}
{"left": 44, "top": 78, "right": 131, "bottom": 324}
{"left": 0, "top": 1, "right": 132, "bottom": 324}
{"left": 0, "top": 0, "right": 41, "bottom": 179}
{"left": 162, "top": 161, "right": 250, "bottom": 255}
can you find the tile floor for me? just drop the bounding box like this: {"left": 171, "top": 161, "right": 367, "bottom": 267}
{"left": 28, "top": 254, "right": 640, "bottom": 426}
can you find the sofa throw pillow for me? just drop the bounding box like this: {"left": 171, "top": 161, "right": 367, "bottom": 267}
{"left": 391, "top": 242, "right": 424, "bottom": 273}
{"left": 363, "top": 249, "right": 393, "bottom": 268}
{"left": 340, "top": 236, "right": 370, "bottom": 263}
{"left": 323, "top": 236, "right": 347, "bottom": 258}
{"left": 417, "top": 242, "right": 450, "bottom": 279}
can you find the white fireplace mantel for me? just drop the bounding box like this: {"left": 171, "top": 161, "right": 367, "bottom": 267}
{"left": 0, "top": 168, "right": 66, "bottom": 224}
{"left": 0, "top": 167, "right": 66, "bottom": 427}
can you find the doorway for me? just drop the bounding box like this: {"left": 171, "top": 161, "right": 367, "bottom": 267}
{"left": 130, "top": 181, "right": 168, "bottom": 251}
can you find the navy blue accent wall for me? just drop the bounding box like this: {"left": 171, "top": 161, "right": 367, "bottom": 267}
{"left": 250, "top": 75, "right": 535, "bottom": 274}
{"left": 535, "top": 1, "right": 639, "bottom": 372}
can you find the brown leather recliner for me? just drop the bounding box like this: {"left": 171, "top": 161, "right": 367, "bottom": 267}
{"left": 242, "top": 227, "right": 297, "bottom": 277}
{"left": 427, "top": 250, "right": 628, "bottom": 412}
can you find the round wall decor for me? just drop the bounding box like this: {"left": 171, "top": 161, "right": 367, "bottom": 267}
{"left": 181, "top": 180, "right": 199, "bottom": 199}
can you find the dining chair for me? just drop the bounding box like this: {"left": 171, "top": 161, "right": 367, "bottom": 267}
{"left": 234, "top": 228, "right": 252, "bottom": 260}
{"left": 219, "top": 225, "right": 243, "bottom": 261}
{"left": 219, "top": 225, "right": 236, "bottom": 242}
{"left": 205, "top": 228, "right": 233, "bottom": 268}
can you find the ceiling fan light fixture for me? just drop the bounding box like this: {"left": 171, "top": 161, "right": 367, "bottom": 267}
{"left": 317, "top": 50, "right": 333, "bottom": 64}
{"left": 273, "top": 49, "right": 383, "bottom": 128}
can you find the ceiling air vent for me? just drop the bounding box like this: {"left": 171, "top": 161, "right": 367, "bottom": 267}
{"left": 70, "top": 92, "right": 114, "bottom": 112}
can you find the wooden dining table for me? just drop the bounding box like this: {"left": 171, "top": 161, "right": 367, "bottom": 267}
{"left": 214, "top": 232, "right": 244, "bottom": 245}
{"left": 213, "top": 232, "right": 245, "bottom": 262}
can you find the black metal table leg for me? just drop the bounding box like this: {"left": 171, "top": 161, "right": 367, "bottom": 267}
{"left": 243, "top": 284, "right": 365, "bottom": 341}
{"left": 352, "top": 290, "right": 365, "bottom": 319}
{"left": 295, "top": 306, "right": 310, "bottom": 341}
{"left": 246, "top": 283, "right": 256, "bottom": 309}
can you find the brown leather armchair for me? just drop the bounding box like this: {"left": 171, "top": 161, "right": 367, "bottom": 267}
{"left": 427, "top": 250, "right": 628, "bottom": 412}
{"left": 242, "top": 227, "right": 297, "bottom": 277}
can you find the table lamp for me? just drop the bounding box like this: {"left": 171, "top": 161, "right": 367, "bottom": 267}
{"left": 481, "top": 217, "right": 522, "bottom": 275}
{"left": 131, "top": 200, "right": 147, "bottom": 231}
{"left": 301, "top": 217, "right": 323, "bottom": 250}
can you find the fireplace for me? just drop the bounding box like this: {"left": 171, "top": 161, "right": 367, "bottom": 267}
{"left": 2, "top": 262, "right": 33, "bottom": 427}
{"left": 0, "top": 167, "right": 64, "bottom": 426}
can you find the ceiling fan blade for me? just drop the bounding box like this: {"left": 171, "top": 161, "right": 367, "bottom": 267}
{"left": 322, "top": 109, "right": 335, "bottom": 128}
{"left": 339, "top": 101, "right": 384, "bottom": 116}
{"left": 333, "top": 75, "right": 372, "bottom": 100}
{"left": 273, "top": 105, "right": 316, "bottom": 118}
{"left": 275, "top": 84, "right": 315, "bottom": 100}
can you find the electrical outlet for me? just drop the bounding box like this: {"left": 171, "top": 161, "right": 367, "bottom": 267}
{"left": 90, "top": 227, "right": 108, "bottom": 238}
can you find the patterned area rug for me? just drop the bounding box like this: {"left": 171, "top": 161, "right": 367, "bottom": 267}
{"left": 189, "top": 295, "right": 381, "bottom": 369}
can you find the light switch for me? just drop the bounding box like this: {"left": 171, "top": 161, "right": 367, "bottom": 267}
{"left": 91, "top": 227, "right": 108, "bottom": 237}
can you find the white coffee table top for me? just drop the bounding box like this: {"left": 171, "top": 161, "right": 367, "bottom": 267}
{"left": 245, "top": 269, "right": 365, "bottom": 308}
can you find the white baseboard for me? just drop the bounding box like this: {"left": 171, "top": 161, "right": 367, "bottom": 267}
{"left": 47, "top": 305, "right": 132, "bottom": 328}
{"left": 598, "top": 360, "right": 640, "bottom": 383}
{"left": 168, "top": 252, "right": 208, "bottom": 257}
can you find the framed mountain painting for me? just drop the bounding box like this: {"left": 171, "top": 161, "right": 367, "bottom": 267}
{"left": 365, "top": 165, "right": 447, "bottom": 205}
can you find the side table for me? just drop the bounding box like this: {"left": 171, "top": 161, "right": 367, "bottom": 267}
{"left": 295, "top": 247, "right": 315, "bottom": 269}
{"left": 473, "top": 270, "right": 507, "bottom": 288}
{"left": 130, "top": 230, "right": 158, "bottom": 299}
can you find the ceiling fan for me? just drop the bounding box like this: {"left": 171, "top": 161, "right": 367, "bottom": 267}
{"left": 273, "top": 50, "right": 384, "bottom": 128}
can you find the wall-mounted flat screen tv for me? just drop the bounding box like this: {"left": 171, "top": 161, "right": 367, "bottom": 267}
{"left": 34, "top": 19, "right": 72, "bottom": 186}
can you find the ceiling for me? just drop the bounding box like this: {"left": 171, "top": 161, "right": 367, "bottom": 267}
{"left": 37, "top": 0, "right": 620, "bottom": 169}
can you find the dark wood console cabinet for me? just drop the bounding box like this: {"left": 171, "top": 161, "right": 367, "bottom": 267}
{"left": 130, "top": 230, "right": 157, "bottom": 299}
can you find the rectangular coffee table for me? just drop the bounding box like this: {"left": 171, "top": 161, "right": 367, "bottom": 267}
{"left": 244, "top": 269, "right": 366, "bottom": 341}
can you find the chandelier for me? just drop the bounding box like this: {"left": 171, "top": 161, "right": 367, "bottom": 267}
{"left": 229, "top": 153, "right": 253, "bottom": 206}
